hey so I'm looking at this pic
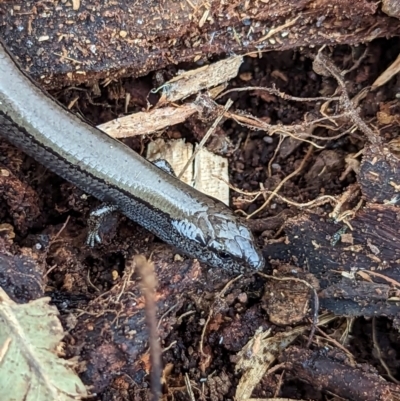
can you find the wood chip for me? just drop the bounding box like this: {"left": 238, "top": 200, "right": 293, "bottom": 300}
{"left": 72, "top": 0, "right": 80, "bottom": 11}
{"left": 193, "top": 146, "right": 229, "bottom": 205}
{"left": 97, "top": 105, "right": 199, "bottom": 138}
{"left": 156, "top": 56, "right": 243, "bottom": 105}
{"left": 147, "top": 139, "right": 193, "bottom": 186}
{"left": 371, "top": 52, "right": 400, "bottom": 90}
{"left": 146, "top": 139, "right": 229, "bottom": 205}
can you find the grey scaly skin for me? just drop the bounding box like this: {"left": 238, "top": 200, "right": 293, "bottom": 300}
{"left": 0, "top": 40, "right": 265, "bottom": 273}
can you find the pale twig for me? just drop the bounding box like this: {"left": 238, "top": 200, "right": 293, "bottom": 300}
{"left": 157, "top": 302, "right": 180, "bottom": 329}
{"left": 256, "top": 16, "right": 300, "bottom": 43}
{"left": 329, "top": 183, "right": 361, "bottom": 225}
{"left": 184, "top": 373, "right": 196, "bottom": 401}
{"left": 342, "top": 46, "right": 369, "bottom": 76}
{"left": 48, "top": 215, "right": 70, "bottom": 248}
{"left": 53, "top": 52, "right": 83, "bottom": 64}
{"left": 216, "top": 175, "right": 336, "bottom": 210}
{"left": 273, "top": 370, "right": 285, "bottom": 398}
{"left": 162, "top": 341, "right": 177, "bottom": 353}
{"left": 302, "top": 123, "right": 356, "bottom": 141}
{"left": 176, "top": 310, "right": 196, "bottom": 324}
{"left": 275, "top": 127, "right": 324, "bottom": 149}
{"left": 44, "top": 264, "right": 58, "bottom": 278}
{"left": 217, "top": 84, "right": 340, "bottom": 102}
{"left": 268, "top": 134, "right": 284, "bottom": 177}
{"left": 315, "top": 51, "right": 381, "bottom": 145}
{"left": 227, "top": 110, "right": 350, "bottom": 145}
{"left": 314, "top": 325, "right": 355, "bottom": 358}
{"left": 357, "top": 270, "right": 400, "bottom": 289}
{"left": 86, "top": 269, "right": 100, "bottom": 292}
{"left": 115, "top": 258, "right": 136, "bottom": 303}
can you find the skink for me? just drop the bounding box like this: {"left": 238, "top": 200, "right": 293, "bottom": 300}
{"left": 0, "top": 40, "right": 264, "bottom": 273}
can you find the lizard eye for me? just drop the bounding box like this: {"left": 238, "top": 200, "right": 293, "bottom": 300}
{"left": 219, "top": 251, "right": 231, "bottom": 259}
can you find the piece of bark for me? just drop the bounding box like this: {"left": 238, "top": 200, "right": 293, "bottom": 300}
{"left": 359, "top": 144, "right": 400, "bottom": 205}
{"left": 319, "top": 278, "right": 400, "bottom": 317}
{"left": 98, "top": 104, "right": 200, "bottom": 138}
{"left": 265, "top": 204, "right": 400, "bottom": 277}
{"left": 219, "top": 305, "right": 269, "bottom": 353}
{"left": 264, "top": 204, "right": 400, "bottom": 317}
{"left": 245, "top": 209, "right": 297, "bottom": 234}
{"left": 279, "top": 346, "right": 399, "bottom": 401}
{"left": 1, "top": 1, "right": 399, "bottom": 89}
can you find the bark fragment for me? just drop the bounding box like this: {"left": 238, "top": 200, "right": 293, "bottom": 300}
{"left": 1, "top": 1, "right": 399, "bottom": 89}
{"left": 280, "top": 346, "right": 399, "bottom": 401}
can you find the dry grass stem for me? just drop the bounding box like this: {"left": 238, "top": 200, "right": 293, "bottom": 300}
{"left": 135, "top": 255, "right": 162, "bottom": 401}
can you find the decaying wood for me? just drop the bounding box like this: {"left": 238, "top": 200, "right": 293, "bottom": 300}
{"left": 265, "top": 204, "right": 400, "bottom": 317}
{"left": 97, "top": 104, "right": 199, "bottom": 138}
{"left": 266, "top": 204, "right": 400, "bottom": 276}
{"left": 359, "top": 144, "right": 400, "bottom": 204}
{"left": 0, "top": 1, "right": 399, "bottom": 89}
{"left": 280, "top": 346, "right": 400, "bottom": 401}
{"left": 319, "top": 279, "right": 400, "bottom": 317}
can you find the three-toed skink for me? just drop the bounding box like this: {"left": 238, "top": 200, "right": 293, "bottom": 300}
{"left": 0, "top": 40, "right": 264, "bottom": 273}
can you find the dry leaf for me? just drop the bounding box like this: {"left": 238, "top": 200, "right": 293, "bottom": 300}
{"left": 0, "top": 287, "right": 87, "bottom": 401}
{"left": 139, "top": 352, "right": 151, "bottom": 374}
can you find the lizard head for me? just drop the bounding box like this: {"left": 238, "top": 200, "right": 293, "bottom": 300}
{"left": 171, "top": 210, "right": 265, "bottom": 273}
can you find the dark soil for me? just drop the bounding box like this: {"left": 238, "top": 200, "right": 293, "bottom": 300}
{"left": 2, "top": 38, "right": 400, "bottom": 400}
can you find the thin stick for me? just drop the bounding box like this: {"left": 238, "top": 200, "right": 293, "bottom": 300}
{"left": 218, "top": 85, "right": 339, "bottom": 103}
{"left": 315, "top": 51, "right": 381, "bottom": 145}
{"left": 48, "top": 215, "right": 70, "bottom": 246}
{"left": 357, "top": 270, "right": 400, "bottom": 289}
{"left": 314, "top": 325, "right": 354, "bottom": 358}
{"left": 136, "top": 255, "right": 162, "bottom": 401}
